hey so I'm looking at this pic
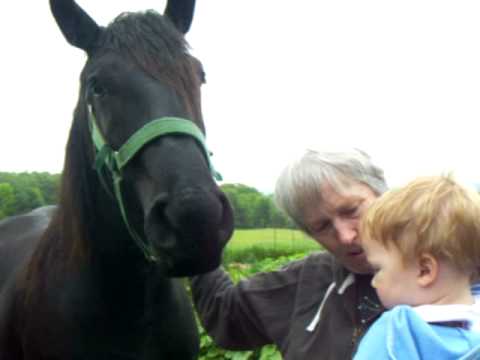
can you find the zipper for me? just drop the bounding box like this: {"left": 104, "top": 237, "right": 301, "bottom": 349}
{"left": 352, "top": 326, "right": 362, "bottom": 347}
{"left": 351, "top": 294, "right": 383, "bottom": 355}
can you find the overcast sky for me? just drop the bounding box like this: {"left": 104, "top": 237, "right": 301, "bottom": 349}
{"left": 1, "top": 1, "right": 480, "bottom": 193}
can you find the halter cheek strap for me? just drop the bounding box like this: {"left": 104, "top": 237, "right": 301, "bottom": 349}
{"left": 87, "top": 105, "right": 222, "bottom": 262}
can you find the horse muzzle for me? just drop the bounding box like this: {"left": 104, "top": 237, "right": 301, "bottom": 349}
{"left": 144, "top": 187, "right": 234, "bottom": 276}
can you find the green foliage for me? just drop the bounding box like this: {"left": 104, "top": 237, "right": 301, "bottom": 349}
{"left": 0, "top": 183, "right": 16, "bottom": 217}
{"left": 0, "top": 172, "right": 60, "bottom": 220}
{"left": 221, "top": 184, "right": 292, "bottom": 229}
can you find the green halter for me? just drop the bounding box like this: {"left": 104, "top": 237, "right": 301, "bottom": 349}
{"left": 87, "top": 106, "right": 222, "bottom": 262}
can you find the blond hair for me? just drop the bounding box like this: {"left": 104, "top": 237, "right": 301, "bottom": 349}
{"left": 361, "top": 175, "right": 480, "bottom": 275}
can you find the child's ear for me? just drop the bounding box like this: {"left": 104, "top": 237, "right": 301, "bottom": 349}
{"left": 417, "top": 253, "right": 438, "bottom": 287}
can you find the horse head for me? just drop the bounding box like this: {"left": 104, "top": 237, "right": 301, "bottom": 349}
{"left": 50, "top": 0, "right": 234, "bottom": 276}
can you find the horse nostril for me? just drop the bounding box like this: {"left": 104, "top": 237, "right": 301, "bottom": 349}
{"left": 146, "top": 193, "right": 169, "bottom": 216}
{"left": 144, "top": 193, "right": 174, "bottom": 246}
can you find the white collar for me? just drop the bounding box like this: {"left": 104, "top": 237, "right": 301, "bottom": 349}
{"left": 413, "top": 299, "right": 480, "bottom": 332}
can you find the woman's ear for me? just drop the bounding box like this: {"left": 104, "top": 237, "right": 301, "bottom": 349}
{"left": 417, "top": 253, "right": 438, "bottom": 287}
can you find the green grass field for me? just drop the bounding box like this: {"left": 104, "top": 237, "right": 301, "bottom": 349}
{"left": 222, "top": 228, "right": 321, "bottom": 264}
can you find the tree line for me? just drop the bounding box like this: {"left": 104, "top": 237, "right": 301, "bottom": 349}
{"left": 221, "top": 184, "right": 293, "bottom": 229}
{"left": 0, "top": 172, "right": 60, "bottom": 220}
{"left": 0, "top": 173, "right": 293, "bottom": 229}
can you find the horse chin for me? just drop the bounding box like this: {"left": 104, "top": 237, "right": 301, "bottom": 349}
{"left": 147, "top": 232, "right": 225, "bottom": 277}
{"left": 160, "top": 251, "right": 223, "bottom": 277}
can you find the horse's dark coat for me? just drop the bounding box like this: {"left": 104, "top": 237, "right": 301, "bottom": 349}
{"left": 0, "top": 1, "right": 233, "bottom": 359}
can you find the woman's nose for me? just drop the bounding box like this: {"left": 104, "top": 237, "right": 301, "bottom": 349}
{"left": 334, "top": 219, "right": 357, "bottom": 245}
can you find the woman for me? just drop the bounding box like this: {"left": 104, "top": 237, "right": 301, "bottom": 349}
{"left": 191, "top": 148, "right": 387, "bottom": 359}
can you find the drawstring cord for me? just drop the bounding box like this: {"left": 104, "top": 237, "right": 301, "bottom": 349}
{"left": 306, "top": 273, "right": 355, "bottom": 332}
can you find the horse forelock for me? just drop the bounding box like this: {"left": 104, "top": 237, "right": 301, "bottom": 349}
{"left": 101, "top": 10, "right": 204, "bottom": 123}
{"left": 106, "top": 10, "right": 189, "bottom": 68}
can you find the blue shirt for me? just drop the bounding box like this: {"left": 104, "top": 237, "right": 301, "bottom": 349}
{"left": 354, "top": 305, "right": 480, "bottom": 360}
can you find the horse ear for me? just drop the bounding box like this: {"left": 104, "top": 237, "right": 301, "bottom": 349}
{"left": 164, "top": 0, "right": 196, "bottom": 34}
{"left": 50, "top": 0, "right": 100, "bottom": 51}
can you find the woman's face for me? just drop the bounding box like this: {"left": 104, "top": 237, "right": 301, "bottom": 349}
{"left": 303, "top": 182, "right": 378, "bottom": 274}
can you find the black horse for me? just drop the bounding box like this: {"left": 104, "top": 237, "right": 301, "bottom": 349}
{"left": 0, "top": 0, "right": 234, "bottom": 358}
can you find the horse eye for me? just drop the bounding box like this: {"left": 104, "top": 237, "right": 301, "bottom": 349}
{"left": 92, "top": 83, "right": 107, "bottom": 98}
{"left": 87, "top": 77, "right": 107, "bottom": 98}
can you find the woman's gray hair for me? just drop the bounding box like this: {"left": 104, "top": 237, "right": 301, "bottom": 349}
{"left": 274, "top": 148, "right": 388, "bottom": 232}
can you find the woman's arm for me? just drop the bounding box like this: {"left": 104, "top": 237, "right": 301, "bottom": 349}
{"left": 190, "top": 261, "right": 304, "bottom": 350}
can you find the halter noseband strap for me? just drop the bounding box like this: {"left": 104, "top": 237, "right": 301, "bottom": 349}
{"left": 87, "top": 105, "right": 222, "bottom": 262}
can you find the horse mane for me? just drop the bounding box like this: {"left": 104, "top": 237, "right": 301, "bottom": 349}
{"left": 21, "top": 10, "right": 204, "bottom": 295}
